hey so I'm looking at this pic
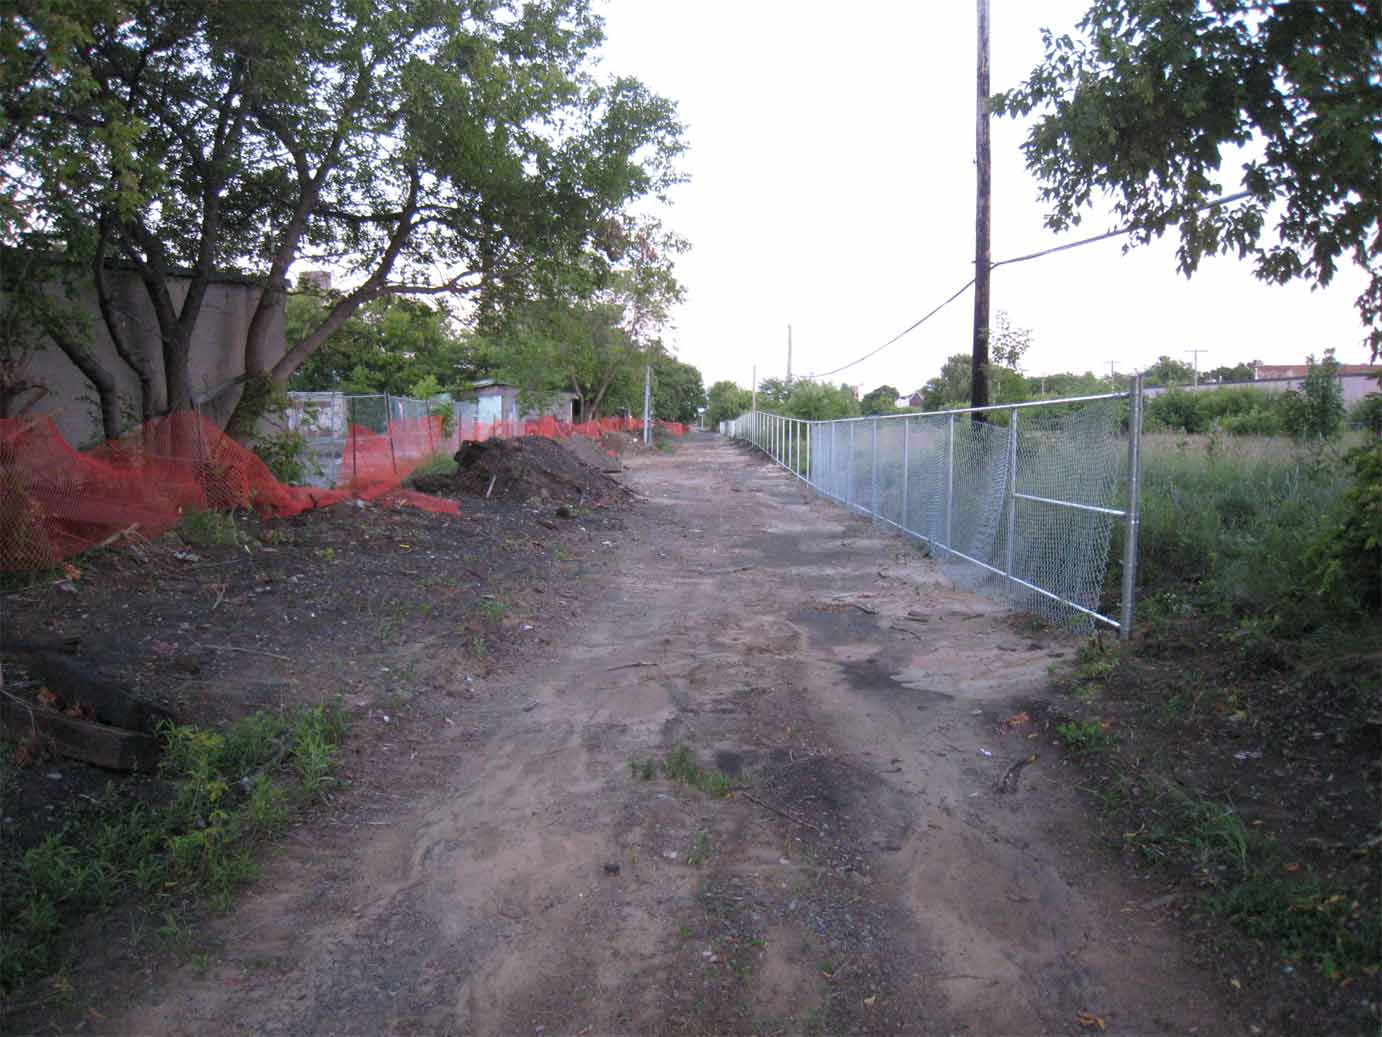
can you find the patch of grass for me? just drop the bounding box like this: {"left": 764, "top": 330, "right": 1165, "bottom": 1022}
{"left": 476, "top": 596, "right": 507, "bottom": 622}
{"left": 0, "top": 701, "right": 349, "bottom": 998}
{"left": 1210, "top": 873, "right": 1381, "bottom": 980}
{"left": 630, "top": 747, "right": 734, "bottom": 797}
{"left": 175, "top": 509, "right": 240, "bottom": 547}
{"left": 404, "top": 451, "right": 458, "bottom": 484}
{"left": 1054, "top": 719, "right": 1116, "bottom": 756}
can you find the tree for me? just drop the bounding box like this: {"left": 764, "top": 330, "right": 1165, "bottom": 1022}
{"left": 754, "top": 377, "right": 792, "bottom": 410}
{"left": 286, "top": 295, "right": 477, "bottom": 397}
{"left": 1282, "top": 351, "right": 1345, "bottom": 440}
{"left": 4, "top": 0, "right": 685, "bottom": 433}
{"left": 995, "top": 1, "right": 1381, "bottom": 354}
{"left": 1206, "top": 362, "right": 1257, "bottom": 385}
{"left": 921, "top": 355, "right": 973, "bottom": 411}
{"left": 784, "top": 381, "right": 858, "bottom": 421}
{"left": 859, "top": 385, "right": 900, "bottom": 416}
{"left": 652, "top": 356, "right": 706, "bottom": 424}
{"left": 1144, "top": 355, "right": 1198, "bottom": 387}
{"left": 706, "top": 380, "right": 752, "bottom": 427}
{"left": 492, "top": 216, "right": 687, "bottom": 422}
{"left": 990, "top": 311, "right": 1033, "bottom": 370}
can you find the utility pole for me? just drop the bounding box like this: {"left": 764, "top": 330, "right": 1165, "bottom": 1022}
{"left": 970, "top": 0, "right": 992, "bottom": 414}
{"left": 641, "top": 360, "right": 652, "bottom": 444}
{"left": 751, "top": 364, "right": 757, "bottom": 411}
{"left": 1185, "top": 348, "right": 1208, "bottom": 387}
{"left": 787, "top": 324, "right": 793, "bottom": 384}
{"left": 1107, "top": 361, "right": 1118, "bottom": 383}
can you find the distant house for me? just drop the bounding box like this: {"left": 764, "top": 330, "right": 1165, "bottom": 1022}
{"left": 906, "top": 391, "right": 924, "bottom": 409}
{"left": 452, "top": 380, "right": 579, "bottom": 426}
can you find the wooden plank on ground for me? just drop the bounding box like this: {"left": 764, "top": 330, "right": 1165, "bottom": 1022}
{"left": 0, "top": 698, "right": 162, "bottom": 771}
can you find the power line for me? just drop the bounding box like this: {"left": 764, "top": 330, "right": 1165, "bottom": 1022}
{"left": 807, "top": 278, "right": 976, "bottom": 380}
{"left": 803, "top": 189, "right": 1256, "bottom": 382}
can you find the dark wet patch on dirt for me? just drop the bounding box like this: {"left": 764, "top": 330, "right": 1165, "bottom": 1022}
{"left": 838, "top": 656, "right": 954, "bottom": 707}
{"left": 789, "top": 604, "right": 879, "bottom": 647}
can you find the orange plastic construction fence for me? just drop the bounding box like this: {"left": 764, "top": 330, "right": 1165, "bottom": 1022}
{"left": 0, "top": 411, "right": 686, "bottom": 571}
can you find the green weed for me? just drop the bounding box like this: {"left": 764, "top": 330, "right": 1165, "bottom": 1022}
{"left": 687, "top": 831, "right": 713, "bottom": 866}
{"left": 405, "top": 451, "right": 459, "bottom": 484}
{"left": 0, "top": 702, "right": 349, "bottom": 998}
{"left": 176, "top": 509, "right": 239, "bottom": 547}
{"left": 657, "top": 746, "right": 734, "bottom": 798}
{"left": 1055, "top": 719, "right": 1116, "bottom": 756}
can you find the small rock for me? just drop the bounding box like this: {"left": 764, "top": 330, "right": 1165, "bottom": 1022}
{"left": 603, "top": 862, "right": 621, "bottom": 875}
{"left": 46, "top": 771, "right": 62, "bottom": 780}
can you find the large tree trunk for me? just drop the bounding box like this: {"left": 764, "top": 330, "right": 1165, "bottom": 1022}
{"left": 43, "top": 327, "right": 124, "bottom": 442}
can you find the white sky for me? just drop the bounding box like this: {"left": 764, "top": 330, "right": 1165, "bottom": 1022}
{"left": 596, "top": 0, "right": 1376, "bottom": 395}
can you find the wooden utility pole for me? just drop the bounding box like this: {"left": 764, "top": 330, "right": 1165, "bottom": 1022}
{"left": 1185, "top": 347, "right": 1208, "bottom": 386}
{"left": 970, "top": 0, "right": 992, "bottom": 413}
{"left": 787, "top": 324, "right": 793, "bottom": 384}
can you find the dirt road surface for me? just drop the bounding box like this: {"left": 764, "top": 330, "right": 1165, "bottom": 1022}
{"left": 89, "top": 433, "right": 1242, "bottom": 1036}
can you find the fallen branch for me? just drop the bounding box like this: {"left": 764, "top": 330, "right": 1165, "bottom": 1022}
{"left": 607, "top": 661, "right": 657, "bottom": 671}
{"left": 739, "top": 790, "right": 821, "bottom": 833}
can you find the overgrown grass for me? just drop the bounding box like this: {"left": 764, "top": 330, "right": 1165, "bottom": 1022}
{"left": 0, "top": 701, "right": 349, "bottom": 997}
{"left": 1127, "top": 434, "right": 1352, "bottom": 620}
{"left": 630, "top": 745, "right": 733, "bottom": 798}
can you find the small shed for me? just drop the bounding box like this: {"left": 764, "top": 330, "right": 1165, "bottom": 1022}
{"left": 453, "top": 380, "right": 578, "bottom": 425}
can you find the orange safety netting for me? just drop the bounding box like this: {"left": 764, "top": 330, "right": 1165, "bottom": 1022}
{"left": 0, "top": 411, "right": 686, "bottom": 572}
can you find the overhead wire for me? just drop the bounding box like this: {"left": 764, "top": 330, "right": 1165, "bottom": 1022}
{"left": 802, "top": 189, "right": 1258, "bottom": 381}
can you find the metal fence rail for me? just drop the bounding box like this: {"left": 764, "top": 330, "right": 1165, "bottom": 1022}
{"left": 721, "top": 380, "right": 1144, "bottom": 637}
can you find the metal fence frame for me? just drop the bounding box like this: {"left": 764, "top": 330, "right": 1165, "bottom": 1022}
{"left": 722, "top": 378, "right": 1145, "bottom": 638}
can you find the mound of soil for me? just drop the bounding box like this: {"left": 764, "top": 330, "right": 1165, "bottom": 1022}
{"left": 559, "top": 434, "right": 624, "bottom": 473}
{"left": 599, "top": 430, "right": 646, "bottom": 457}
{"left": 420, "top": 436, "right": 631, "bottom": 504}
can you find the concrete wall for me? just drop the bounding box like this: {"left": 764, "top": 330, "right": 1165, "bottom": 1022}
{"left": 19, "top": 266, "right": 283, "bottom": 447}
{"left": 1142, "top": 374, "right": 1379, "bottom": 409}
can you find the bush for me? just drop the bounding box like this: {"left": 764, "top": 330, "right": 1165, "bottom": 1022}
{"left": 252, "top": 428, "right": 320, "bottom": 485}
{"left": 1307, "top": 442, "right": 1382, "bottom": 614}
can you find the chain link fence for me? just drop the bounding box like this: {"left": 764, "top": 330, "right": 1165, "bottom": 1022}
{"left": 722, "top": 382, "right": 1145, "bottom": 637}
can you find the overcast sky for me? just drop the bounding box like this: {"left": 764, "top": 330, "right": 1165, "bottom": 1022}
{"left": 596, "top": 0, "right": 1376, "bottom": 395}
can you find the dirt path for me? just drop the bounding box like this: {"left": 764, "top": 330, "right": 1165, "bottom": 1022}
{"left": 93, "top": 434, "right": 1242, "bottom": 1036}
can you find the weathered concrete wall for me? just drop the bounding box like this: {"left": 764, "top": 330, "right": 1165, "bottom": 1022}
{"left": 1142, "top": 374, "right": 1379, "bottom": 408}
{"left": 21, "top": 266, "right": 283, "bottom": 447}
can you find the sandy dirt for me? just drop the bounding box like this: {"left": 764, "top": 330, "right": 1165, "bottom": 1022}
{"left": 47, "top": 433, "right": 1249, "bottom": 1035}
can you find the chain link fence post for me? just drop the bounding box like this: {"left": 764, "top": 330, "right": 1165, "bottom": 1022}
{"left": 1004, "top": 408, "right": 1020, "bottom": 595}
{"left": 1119, "top": 373, "right": 1145, "bottom": 639}
{"left": 900, "top": 415, "right": 910, "bottom": 534}
{"left": 944, "top": 413, "right": 955, "bottom": 555}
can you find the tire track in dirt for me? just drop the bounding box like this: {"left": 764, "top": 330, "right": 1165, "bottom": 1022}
{"left": 92, "top": 433, "right": 1243, "bottom": 1036}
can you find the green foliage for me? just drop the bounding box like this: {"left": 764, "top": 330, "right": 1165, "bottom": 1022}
{"left": 1144, "top": 387, "right": 1287, "bottom": 436}
{"left": 783, "top": 381, "right": 858, "bottom": 421}
{"left": 995, "top": 0, "right": 1381, "bottom": 352}
{"left": 1350, "top": 392, "right": 1382, "bottom": 437}
{"left": 1132, "top": 436, "right": 1350, "bottom": 621}
{"left": 0, "top": 702, "right": 348, "bottom": 996}
{"left": 859, "top": 385, "right": 900, "bottom": 416}
{"left": 288, "top": 297, "right": 478, "bottom": 397}
{"left": 1143, "top": 355, "right": 1198, "bottom": 388}
{"left": 920, "top": 354, "right": 972, "bottom": 411}
{"left": 1280, "top": 352, "right": 1345, "bottom": 441}
{"left": 1055, "top": 719, "right": 1116, "bottom": 755}
{"left": 252, "top": 428, "right": 319, "bottom": 486}
{"left": 7, "top": 0, "right": 687, "bottom": 424}
{"left": 652, "top": 355, "right": 707, "bottom": 424}
{"left": 404, "top": 452, "right": 459, "bottom": 485}
{"left": 1306, "top": 442, "right": 1382, "bottom": 614}
{"left": 175, "top": 509, "right": 239, "bottom": 547}
{"left": 989, "top": 310, "right": 1033, "bottom": 371}
{"left": 706, "top": 380, "right": 753, "bottom": 427}
{"left": 655, "top": 746, "right": 733, "bottom": 798}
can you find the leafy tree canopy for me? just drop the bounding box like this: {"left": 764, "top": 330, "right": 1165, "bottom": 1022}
{"left": 285, "top": 295, "right": 477, "bottom": 398}
{"left": 784, "top": 381, "right": 858, "bottom": 421}
{"left": 995, "top": 0, "right": 1381, "bottom": 353}
{"left": 3, "top": 0, "right": 685, "bottom": 434}
{"left": 859, "top": 384, "right": 900, "bottom": 416}
{"left": 652, "top": 355, "right": 706, "bottom": 424}
{"left": 705, "top": 380, "right": 752, "bottom": 427}
{"left": 1144, "top": 354, "right": 1198, "bottom": 387}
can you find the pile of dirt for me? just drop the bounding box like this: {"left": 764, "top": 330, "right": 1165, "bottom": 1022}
{"left": 559, "top": 434, "right": 624, "bottom": 473}
{"left": 598, "top": 430, "right": 646, "bottom": 457}
{"left": 417, "top": 435, "right": 631, "bottom": 504}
